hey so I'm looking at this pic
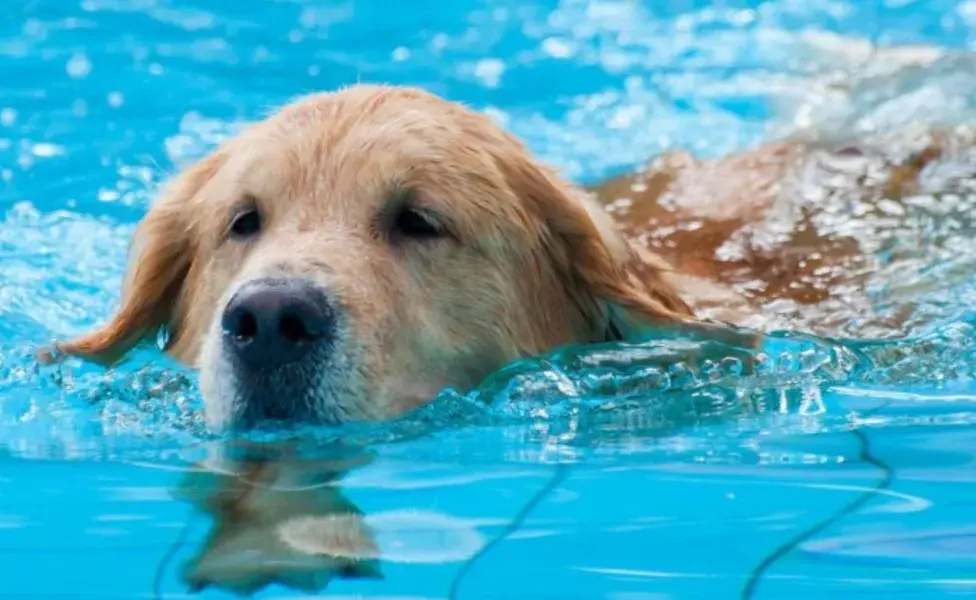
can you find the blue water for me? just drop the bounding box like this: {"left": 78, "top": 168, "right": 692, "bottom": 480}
{"left": 4, "top": 0, "right": 976, "bottom": 598}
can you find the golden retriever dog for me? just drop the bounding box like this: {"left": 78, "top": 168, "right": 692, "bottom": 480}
{"left": 38, "top": 83, "right": 971, "bottom": 429}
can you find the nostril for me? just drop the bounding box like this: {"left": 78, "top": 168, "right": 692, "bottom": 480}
{"left": 221, "top": 278, "right": 334, "bottom": 365}
{"left": 279, "top": 311, "right": 312, "bottom": 343}
{"left": 234, "top": 310, "right": 259, "bottom": 341}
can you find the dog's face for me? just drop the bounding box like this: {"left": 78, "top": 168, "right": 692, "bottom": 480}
{"left": 53, "top": 85, "right": 695, "bottom": 429}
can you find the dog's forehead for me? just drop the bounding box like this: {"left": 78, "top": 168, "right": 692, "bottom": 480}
{"left": 270, "top": 87, "right": 478, "bottom": 149}
{"left": 229, "top": 89, "right": 519, "bottom": 207}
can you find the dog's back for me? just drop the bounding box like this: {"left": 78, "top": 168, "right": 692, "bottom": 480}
{"left": 590, "top": 125, "right": 976, "bottom": 336}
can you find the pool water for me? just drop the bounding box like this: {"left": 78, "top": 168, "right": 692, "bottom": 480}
{"left": 4, "top": 0, "right": 976, "bottom": 598}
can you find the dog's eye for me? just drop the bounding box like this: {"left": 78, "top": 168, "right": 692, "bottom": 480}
{"left": 392, "top": 207, "right": 444, "bottom": 240}
{"left": 229, "top": 207, "right": 262, "bottom": 239}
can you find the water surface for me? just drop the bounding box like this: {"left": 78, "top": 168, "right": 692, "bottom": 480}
{"left": 3, "top": 0, "right": 976, "bottom": 598}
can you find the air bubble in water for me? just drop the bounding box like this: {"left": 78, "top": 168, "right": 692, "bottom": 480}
{"left": 0, "top": 108, "right": 16, "bottom": 126}
{"left": 700, "top": 359, "right": 723, "bottom": 383}
{"left": 753, "top": 352, "right": 772, "bottom": 375}
{"left": 721, "top": 356, "right": 744, "bottom": 376}
{"left": 777, "top": 350, "right": 797, "bottom": 372}
{"left": 66, "top": 52, "right": 92, "bottom": 78}
{"left": 667, "top": 361, "right": 698, "bottom": 390}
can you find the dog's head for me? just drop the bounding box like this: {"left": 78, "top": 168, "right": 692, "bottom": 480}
{"left": 49, "top": 85, "right": 696, "bottom": 429}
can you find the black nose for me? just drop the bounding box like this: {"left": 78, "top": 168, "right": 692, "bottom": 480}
{"left": 221, "top": 277, "right": 334, "bottom": 369}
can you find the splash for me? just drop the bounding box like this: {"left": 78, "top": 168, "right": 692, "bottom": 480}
{"left": 4, "top": 313, "right": 975, "bottom": 461}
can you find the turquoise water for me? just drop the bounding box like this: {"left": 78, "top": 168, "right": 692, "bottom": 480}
{"left": 4, "top": 0, "right": 976, "bottom": 598}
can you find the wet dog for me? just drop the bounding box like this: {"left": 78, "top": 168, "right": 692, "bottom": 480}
{"left": 41, "top": 83, "right": 975, "bottom": 429}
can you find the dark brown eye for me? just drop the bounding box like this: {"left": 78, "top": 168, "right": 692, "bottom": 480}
{"left": 229, "top": 207, "right": 262, "bottom": 239}
{"left": 392, "top": 207, "right": 443, "bottom": 240}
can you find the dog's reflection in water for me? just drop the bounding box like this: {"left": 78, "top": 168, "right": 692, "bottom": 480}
{"left": 173, "top": 439, "right": 381, "bottom": 595}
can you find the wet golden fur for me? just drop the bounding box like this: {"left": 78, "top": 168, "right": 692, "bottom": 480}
{"left": 42, "top": 83, "right": 966, "bottom": 425}
{"left": 45, "top": 85, "right": 723, "bottom": 427}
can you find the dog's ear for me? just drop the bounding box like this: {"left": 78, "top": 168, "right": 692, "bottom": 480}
{"left": 39, "top": 153, "right": 224, "bottom": 366}
{"left": 563, "top": 191, "right": 697, "bottom": 342}
{"left": 502, "top": 151, "right": 760, "bottom": 350}
{"left": 499, "top": 152, "right": 694, "bottom": 341}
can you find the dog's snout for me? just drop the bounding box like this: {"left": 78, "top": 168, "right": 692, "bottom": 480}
{"left": 221, "top": 277, "right": 334, "bottom": 368}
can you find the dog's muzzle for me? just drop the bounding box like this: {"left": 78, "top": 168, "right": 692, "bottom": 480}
{"left": 219, "top": 276, "right": 338, "bottom": 425}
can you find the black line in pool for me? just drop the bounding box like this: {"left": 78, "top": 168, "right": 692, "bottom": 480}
{"left": 448, "top": 463, "right": 571, "bottom": 600}
{"left": 153, "top": 509, "right": 198, "bottom": 600}
{"left": 741, "top": 402, "right": 895, "bottom": 600}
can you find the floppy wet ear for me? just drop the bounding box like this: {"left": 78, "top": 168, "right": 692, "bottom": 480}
{"left": 567, "top": 193, "right": 762, "bottom": 349}
{"left": 501, "top": 153, "right": 693, "bottom": 339}
{"left": 572, "top": 192, "right": 765, "bottom": 350}
{"left": 37, "top": 153, "right": 223, "bottom": 366}
{"left": 560, "top": 192, "right": 698, "bottom": 341}
{"left": 504, "top": 152, "right": 760, "bottom": 350}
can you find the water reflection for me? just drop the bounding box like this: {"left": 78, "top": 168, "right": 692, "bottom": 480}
{"left": 174, "top": 439, "right": 381, "bottom": 595}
